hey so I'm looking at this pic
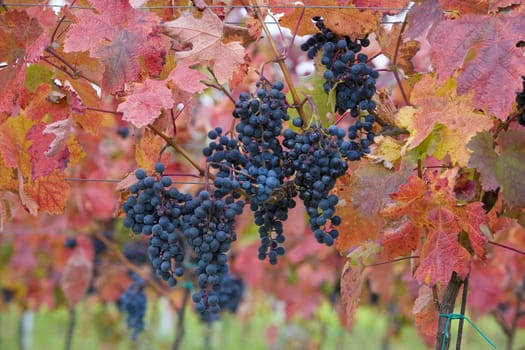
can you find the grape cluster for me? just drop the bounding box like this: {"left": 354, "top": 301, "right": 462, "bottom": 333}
{"left": 300, "top": 17, "right": 378, "bottom": 159}
{"left": 203, "top": 80, "right": 296, "bottom": 264}
{"left": 122, "top": 163, "right": 188, "bottom": 287}
{"left": 283, "top": 122, "right": 347, "bottom": 244}
{"left": 301, "top": 17, "right": 376, "bottom": 115}
{"left": 198, "top": 272, "right": 245, "bottom": 323}
{"left": 118, "top": 272, "right": 147, "bottom": 340}
{"left": 516, "top": 76, "right": 525, "bottom": 126}
{"left": 184, "top": 190, "right": 243, "bottom": 319}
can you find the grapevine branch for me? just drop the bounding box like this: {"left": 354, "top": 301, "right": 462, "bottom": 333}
{"left": 436, "top": 272, "right": 464, "bottom": 350}
{"left": 172, "top": 287, "right": 190, "bottom": 350}
{"left": 390, "top": 18, "right": 410, "bottom": 107}
{"left": 252, "top": 3, "right": 308, "bottom": 123}
{"left": 147, "top": 124, "right": 207, "bottom": 177}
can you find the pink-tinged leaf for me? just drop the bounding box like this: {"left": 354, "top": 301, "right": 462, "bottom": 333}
{"left": 456, "top": 202, "right": 489, "bottom": 259}
{"left": 0, "top": 10, "right": 44, "bottom": 64}
{"left": 117, "top": 79, "right": 174, "bottom": 128}
{"left": 60, "top": 247, "right": 93, "bottom": 307}
{"left": 413, "top": 285, "right": 438, "bottom": 347}
{"left": 168, "top": 61, "right": 206, "bottom": 94}
{"left": 405, "top": 0, "right": 443, "bottom": 39}
{"left": 467, "top": 132, "right": 499, "bottom": 191}
{"left": 380, "top": 220, "right": 422, "bottom": 259}
{"left": 468, "top": 258, "right": 506, "bottom": 313}
{"left": 24, "top": 83, "right": 71, "bottom": 122}
{"left": 162, "top": 9, "right": 245, "bottom": 84}
{"left": 351, "top": 0, "right": 410, "bottom": 14}
{"left": 428, "top": 12, "right": 525, "bottom": 118}
{"left": 415, "top": 207, "right": 470, "bottom": 286}
{"left": 42, "top": 118, "right": 73, "bottom": 157}
{"left": 64, "top": 0, "right": 165, "bottom": 94}
{"left": 94, "top": 30, "right": 142, "bottom": 95}
{"left": 18, "top": 170, "right": 38, "bottom": 216}
{"left": 338, "top": 262, "right": 364, "bottom": 329}
{"left": 26, "top": 123, "right": 69, "bottom": 179}
{"left": 26, "top": 170, "right": 70, "bottom": 215}
{"left": 352, "top": 161, "right": 413, "bottom": 216}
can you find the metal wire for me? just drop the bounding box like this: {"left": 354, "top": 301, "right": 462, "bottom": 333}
{"left": 65, "top": 178, "right": 209, "bottom": 185}
{"left": 3, "top": 3, "right": 408, "bottom": 24}
{"left": 4, "top": 3, "right": 410, "bottom": 11}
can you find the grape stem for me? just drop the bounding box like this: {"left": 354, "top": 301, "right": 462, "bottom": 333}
{"left": 252, "top": 3, "right": 308, "bottom": 124}
{"left": 147, "top": 124, "right": 207, "bottom": 177}
{"left": 391, "top": 19, "right": 411, "bottom": 106}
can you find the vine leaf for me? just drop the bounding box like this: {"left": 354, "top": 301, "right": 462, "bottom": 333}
{"left": 397, "top": 74, "right": 492, "bottom": 166}
{"left": 0, "top": 10, "right": 48, "bottom": 117}
{"left": 344, "top": 0, "right": 410, "bottom": 15}
{"left": 331, "top": 173, "right": 381, "bottom": 254}
{"left": 381, "top": 220, "right": 421, "bottom": 259}
{"left": 405, "top": 0, "right": 443, "bottom": 39}
{"left": 0, "top": 114, "right": 34, "bottom": 178}
{"left": 26, "top": 170, "right": 70, "bottom": 215}
{"left": 60, "top": 246, "right": 93, "bottom": 308}
{"left": 469, "top": 129, "right": 525, "bottom": 209}
{"left": 376, "top": 23, "right": 420, "bottom": 75}
{"left": 278, "top": 0, "right": 380, "bottom": 38}
{"left": 117, "top": 79, "right": 174, "bottom": 128}
{"left": 135, "top": 129, "right": 166, "bottom": 171}
{"left": 25, "top": 83, "right": 70, "bottom": 122}
{"left": 26, "top": 122, "right": 69, "bottom": 179}
{"left": 467, "top": 132, "right": 499, "bottom": 191}
{"left": 428, "top": 10, "right": 525, "bottom": 119}
{"left": 338, "top": 261, "right": 364, "bottom": 329}
{"left": 380, "top": 172, "right": 489, "bottom": 286}
{"left": 162, "top": 9, "right": 245, "bottom": 84}
{"left": 168, "top": 61, "right": 207, "bottom": 94}
{"left": 64, "top": 0, "right": 166, "bottom": 95}
{"left": 413, "top": 285, "right": 439, "bottom": 347}
{"left": 414, "top": 207, "right": 470, "bottom": 285}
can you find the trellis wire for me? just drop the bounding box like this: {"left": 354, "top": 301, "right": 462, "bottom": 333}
{"left": 4, "top": 3, "right": 410, "bottom": 11}
{"left": 65, "top": 178, "right": 209, "bottom": 185}
{"left": 3, "top": 2, "right": 409, "bottom": 24}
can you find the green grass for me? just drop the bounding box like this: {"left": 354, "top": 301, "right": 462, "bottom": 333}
{"left": 0, "top": 298, "right": 523, "bottom": 350}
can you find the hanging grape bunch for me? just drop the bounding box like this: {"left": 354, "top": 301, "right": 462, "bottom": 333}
{"left": 301, "top": 17, "right": 378, "bottom": 158}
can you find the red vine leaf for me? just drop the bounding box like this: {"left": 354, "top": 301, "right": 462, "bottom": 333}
{"left": 428, "top": 10, "right": 525, "bottom": 119}
{"left": 413, "top": 285, "right": 438, "bottom": 347}
{"left": 64, "top": 0, "right": 165, "bottom": 94}
{"left": 168, "top": 61, "right": 207, "bottom": 94}
{"left": 26, "top": 122, "right": 69, "bottom": 179}
{"left": 60, "top": 247, "right": 93, "bottom": 308}
{"left": 380, "top": 172, "right": 489, "bottom": 286}
{"left": 405, "top": 0, "right": 443, "bottom": 39}
{"left": 331, "top": 173, "right": 381, "bottom": 254}
{"left": 414, "top": 207, "right": 470, "bottom": 285}
{"left": 26, "top": 170, "right": 70, "bottom": 215}
{"left": 380, "top": 220, "right": 422, "bottom": 259}
{"left": 117, "top": 79, "right": 174, "bottom": 128}
{"left": 338, "top": 262, "right": 364, "bottom": 329}
{"left": 162, "top": 9, "right": 245, "bottom": 84}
